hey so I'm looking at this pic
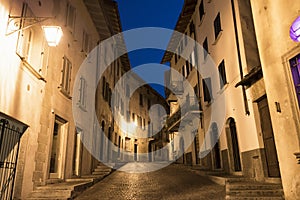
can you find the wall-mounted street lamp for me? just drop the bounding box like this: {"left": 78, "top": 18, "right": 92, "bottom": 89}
{"left": 6, "top": 15, "right": 63, "bottom": 46}
{"left": 42, "top": 26, "right": 63, "bottom": 47}
{"left": 290, "top": 16, "right": 300, "bottom": 42}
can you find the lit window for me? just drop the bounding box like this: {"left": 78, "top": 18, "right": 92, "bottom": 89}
{"left": 218, "top": 60, "right": 227, "bottom": 88}
{"left": 61, "top": 56, "right": 72, "bottom": 95}
{"left": 214, "top": 12, "right": 222, "bottom": 39}
{"left": 289, "top": 54, "right": 300, "bottom": 108}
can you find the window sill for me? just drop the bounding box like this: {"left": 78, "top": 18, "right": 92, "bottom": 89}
{"left": 199, "top": 14, "right": 206, "bottom": 27}
{"left": 204, "top": 99, "right": 214, "bottom": 107}
{"left": 59, "top": 88, "right": 72, "bottom": 100}
{"left": 77, "top": 103, "right": 87, "bottom": 112}
{"left": 212, "top": 30, "right": 223, "bottom": 45}
{"left": 217, "top": 83, "right": 229, "bottom": 94}
{"left": 202, "top": 53, "right": 210, "bottom": 64}
{"left": 16, "top": 52, "right": 46, "bottom": 83}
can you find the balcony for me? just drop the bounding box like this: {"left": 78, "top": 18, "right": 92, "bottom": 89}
{"left": 166, "top": 96, "right": 202, "bottom": 132}
{"left": 166, "top": 81, "right": 184, "bottom": 97}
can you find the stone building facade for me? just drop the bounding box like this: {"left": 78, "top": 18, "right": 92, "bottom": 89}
{"left": 0, "top": 0, "right": 168, "bottom": 199}
{"left": 163, "top": 0, "right": 300, "bottom": 199}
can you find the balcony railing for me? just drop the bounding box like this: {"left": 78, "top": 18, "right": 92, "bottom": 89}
{"left": 166, "top": 96, "right": 201, "bottom": 131}
{"left": 168, "top": 81, "right": 184, "bottom": 95}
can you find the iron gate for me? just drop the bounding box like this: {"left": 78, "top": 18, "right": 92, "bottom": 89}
{"left": 0, "top": 116, "right": 27, "bottom": 200}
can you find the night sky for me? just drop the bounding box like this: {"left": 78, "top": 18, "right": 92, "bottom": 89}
{"left": 115, "top": 0, "right": 184, "bottom": 96}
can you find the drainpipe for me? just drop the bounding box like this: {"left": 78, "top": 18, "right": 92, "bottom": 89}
{"left": 230, "top": 0, "right": 250, "bottom": 115}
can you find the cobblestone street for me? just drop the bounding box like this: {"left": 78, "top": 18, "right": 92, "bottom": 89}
{"left": 76, "top": 163, "right": 225, "bottom": 200}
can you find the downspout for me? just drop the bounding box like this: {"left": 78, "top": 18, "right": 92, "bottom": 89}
{"left": 230, "top": 0, "right": 250, "bottom": 115}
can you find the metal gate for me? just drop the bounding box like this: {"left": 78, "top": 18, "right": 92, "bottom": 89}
{"left": 0, "top": 115, "right": 27, "bottom": 200}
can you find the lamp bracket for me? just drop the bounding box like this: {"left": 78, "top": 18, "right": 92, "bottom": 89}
{"left": 6, "top": 15, "right": 53, "bottom": 36}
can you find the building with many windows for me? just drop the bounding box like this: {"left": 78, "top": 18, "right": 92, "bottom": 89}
{"left": 0, "top": 0, "right": 168, "bottom": 199}
{"left": 162, "top": 0, "right": 300, "bottom": 199}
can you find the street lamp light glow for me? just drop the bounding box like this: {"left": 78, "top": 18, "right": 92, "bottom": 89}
{"left": 42, "top": 26, "right": 63, "bottom": 46}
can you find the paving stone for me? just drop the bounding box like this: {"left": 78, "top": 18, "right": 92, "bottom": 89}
{"left": 76, "top": 163, "right": 225, "bottom": 200}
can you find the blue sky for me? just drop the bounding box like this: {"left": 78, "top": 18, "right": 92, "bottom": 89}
{"left": 115, "top": 0, "right": 184, "bottom": 96}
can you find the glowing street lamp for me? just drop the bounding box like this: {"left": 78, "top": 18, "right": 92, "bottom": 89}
{"left": 42, "top": 26, "right": 63, "bottom": 46}
{"left": 290, "top": 16, "right": 300, "bottom": 42}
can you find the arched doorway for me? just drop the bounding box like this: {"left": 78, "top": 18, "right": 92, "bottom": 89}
{"left": 179, "top": 137, "right": 185, "bottom": 164}
{"left": 211, "top": 123, "right": 221, "bottom": 169}
{"left": 148, "top": 142, "right": 152, "bottom": 162}
{"left": 107, "top": 127, "right": 112, "bottom": 162}
{"left": 100, "top": 121, "right": 105, "bottom": 160}
{"left": 227, "top": 118, "right": 242, "bottom": 171}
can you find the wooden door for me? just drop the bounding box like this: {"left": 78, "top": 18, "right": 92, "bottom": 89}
{"left": 258, "top": 97, "right": 280, "bottom": 177}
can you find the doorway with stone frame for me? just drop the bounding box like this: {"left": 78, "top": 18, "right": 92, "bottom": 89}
{"left": 49, "top": 116, "right": 67, "bottom": 179}
{"left": 72, "top": 128, "right": 83, "bottom": 177}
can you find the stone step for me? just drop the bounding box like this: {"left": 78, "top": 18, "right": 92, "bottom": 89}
{"left": 94, "top": 167, "right": 112, "bottom": 172}
{"left": 36, "top": 181, "right": 92, "bottom": 191}
{"left": 226, "top": 196, "right": 284, "bottom": 200}
{"left": 28, "top": 189, "right": 72, "bottom": 198}
{"left": 227, "top": 183, "right": 282, "bottom": 191}
{"left": 227, "top": 189, "right": 284, "bottom": 197}
{"left": 27, "top": 181, "right": 93, "bottom": 199}
{"left": 92, "top": 171, "right": 110, "bottom": 176}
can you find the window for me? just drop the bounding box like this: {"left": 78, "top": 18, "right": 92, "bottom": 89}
{"left": 125, "top": 137, "right": 131, "bottom": 151}
{"left": 102, "top": 77, "right": 106, "bottom": 98}
{"left": 139, "top": 94, "right": 143, "bottom": 106}
{"left": 203, "top": 78, "right": 212, "bottom": 102}
{"left": 194, "top": 47, "right": 198, "bottom": 67}
{"left": 186, "top": 60, "right": 190, "bottom": 75}
{"left": 23, "top": 29, "right": 33, "bottom": 61}
{"left": 189, "top": 21, "right": 195, "bottom": 36}
{"left": 182, "top": 66, "right": 185, "bottom": 77}
{"left": 143, "top": 118, "right": 146, "bottom": 130}
{"left": 214, "top": 12, "right": 222, "bottom": 40}
{"left": 199, "top": 0, "right": 205, "bottom": 22}
{"left": 108, "top": 88, "right": 112, "bottom": 107}
{"left": 66, "top": 2, "right": 76, "bottom": 31}
{"left": 126, "top": 84, "right": 130, "bottom": 97}
{"left": 184, "top": 33, "right": 188, "bottom": 46}
{"left": 126, "top": 111, "right": 130, "bottom": 122}
{"left": 120, "top": 99, "right": 124, "bottom": 115}
{"left": 132, "top": 113, "right": 135, "bottom": 122}
{"left": 289, "top": 54, "right": 300, "bottom": 108}
{"left": 185, "top": 61, "right": 190, "bottom": 77}
{"left": 203, "top": 38, "right": 208, "bottom": 60}
{"left": 175, "top": 54, "right": 178, "bottom": 64}
{"left": 147, "top": 99, "right": 151, "bottom": 109}
{"left": 189, "top": 55, "right": 193, "bottom": 71}
{"left": 218, "top": 60, "right": 227, "bottom": 88}
{"left": 61, "top": 56, "right": 72, "bottom": 95}
{"left": 78, "top": 77, "right": 86, "bottom": 108}
{"left": 82, "top": 30, "right": 89, "bottom": 53}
